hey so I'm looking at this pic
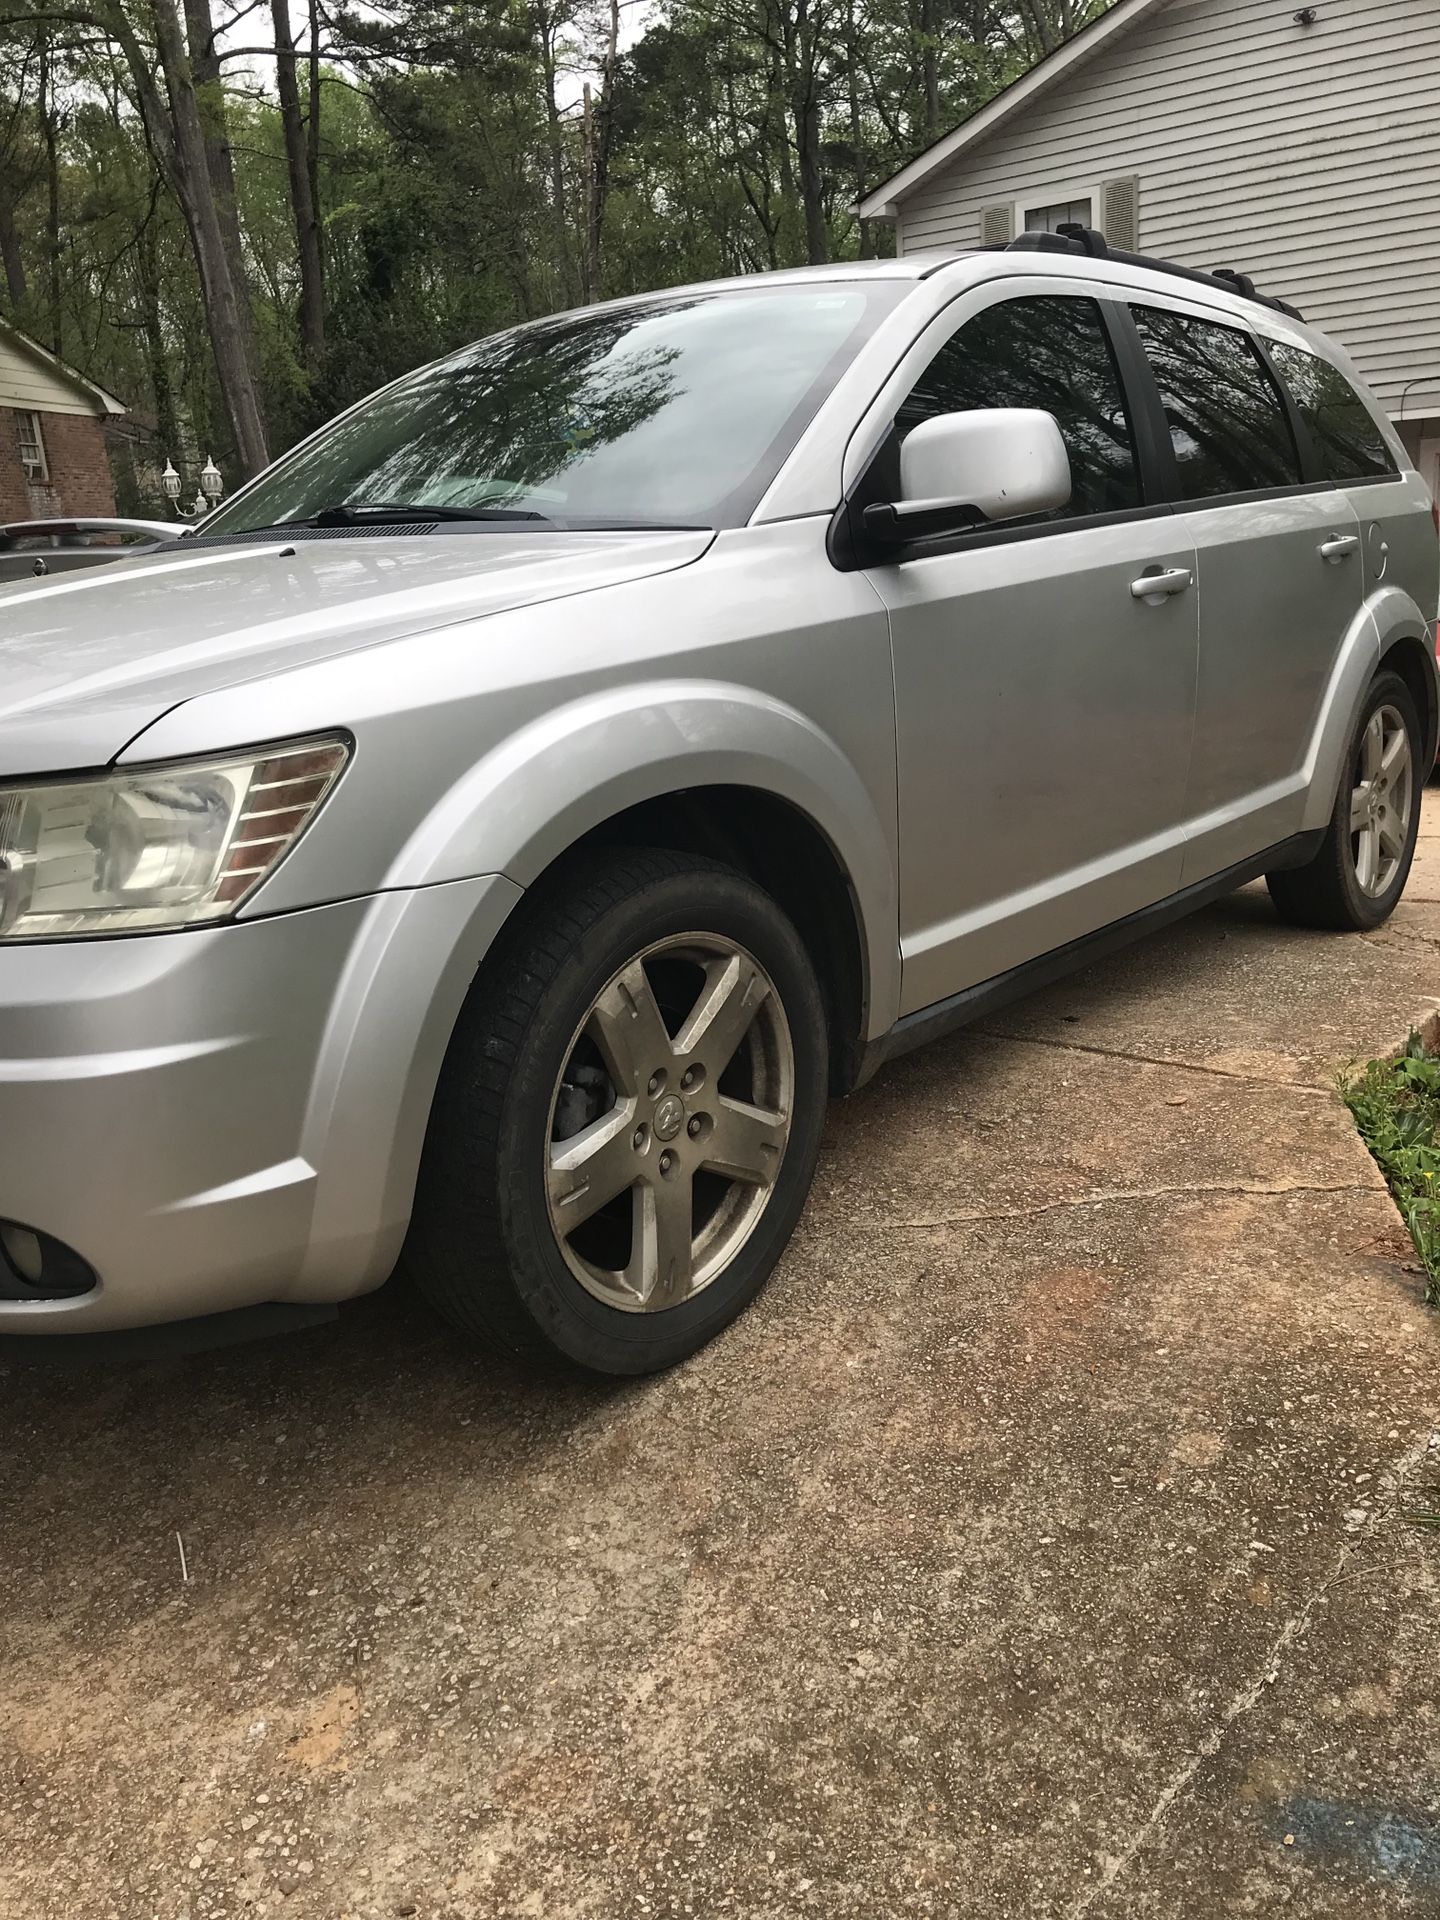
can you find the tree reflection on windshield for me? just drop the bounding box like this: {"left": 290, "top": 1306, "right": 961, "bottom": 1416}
{"left": 206, "top": 286, "right": 895, "bottom": 534}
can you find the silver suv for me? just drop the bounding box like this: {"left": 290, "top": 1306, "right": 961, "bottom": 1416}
{"left": 1, "top": 242, "right": 1435, "bottom": 1373}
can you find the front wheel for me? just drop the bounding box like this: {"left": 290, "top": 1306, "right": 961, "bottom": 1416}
{"left": 1267, "top": 668, "right": 1422, "bottom": 932}
{"left": 405, "top": 849, "right": 829, "bottom": 1375}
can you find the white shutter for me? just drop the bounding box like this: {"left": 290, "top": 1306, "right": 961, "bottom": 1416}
{"left": 980, "top": 203, "right": 1015, "bottom": 246}
{"left": 1099, "top": 176, "right": 1140, "bottom": 253}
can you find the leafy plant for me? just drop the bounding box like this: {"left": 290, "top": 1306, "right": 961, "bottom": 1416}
{"left": 1343, "top": 1030, "right": 1440, "bottom": 1306}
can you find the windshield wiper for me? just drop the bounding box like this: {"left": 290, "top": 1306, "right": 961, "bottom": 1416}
{"left": 304, "top": 501, "right": 557, "bottom": 526}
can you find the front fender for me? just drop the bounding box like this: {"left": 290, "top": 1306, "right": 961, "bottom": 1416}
{"left": 384, "top": 679, "right": 901, "bottom": 1042}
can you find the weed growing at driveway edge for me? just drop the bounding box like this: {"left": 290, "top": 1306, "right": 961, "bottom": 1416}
{"left": 1343, "top": 1030, "right": 1440, "bottom": 1308}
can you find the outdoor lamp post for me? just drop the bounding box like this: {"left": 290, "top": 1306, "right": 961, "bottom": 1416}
{"left": 192, "top": 489, "right": 209, "bottom": 518}
{"left": 162, "top": 459, "right": 182, "bottom": 512}
{"left": 199, "top": 455, "right": 224, "bottom": 505}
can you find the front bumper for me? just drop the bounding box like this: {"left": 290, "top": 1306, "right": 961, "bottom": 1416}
{"left": 0, "top": 874, "right": 521, "bottom": 1333}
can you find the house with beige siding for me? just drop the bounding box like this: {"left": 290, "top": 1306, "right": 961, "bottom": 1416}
{"left": 0, "top": 320, "right": 125, "bottom": 524}
{"left": 859, "top": 0, "right": 1440, "bottom": 497}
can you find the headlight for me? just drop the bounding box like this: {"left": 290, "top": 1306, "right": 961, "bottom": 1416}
{"left": 0, "top": 735, "right": 349, "bottom": 940}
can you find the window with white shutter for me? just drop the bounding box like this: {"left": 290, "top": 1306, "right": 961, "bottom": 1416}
{"left": 1100, "top": 176, "right": 1140, "bottom": 252}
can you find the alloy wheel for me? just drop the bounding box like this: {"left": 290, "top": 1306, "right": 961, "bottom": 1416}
{"left": 1350, "top": 702, "right": 1413, "bottom": 897}
{"left": 544, "top": 933, "right": 795, "bottom": 1312}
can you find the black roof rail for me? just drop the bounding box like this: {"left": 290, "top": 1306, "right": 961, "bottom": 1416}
{"left": 1000, "top": 225, "right": 1305, "bottom": 322}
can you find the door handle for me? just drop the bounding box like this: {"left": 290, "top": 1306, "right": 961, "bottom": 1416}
{"left": 1319, "top": 533, "right": 1359, "bottom": 561}
{"left": 1130, "top": 566, "right": 1193, "bottom": 602}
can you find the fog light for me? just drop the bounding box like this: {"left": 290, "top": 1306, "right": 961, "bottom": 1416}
{"left": 0, "top": 1220, "right": 96, "bottom": 1299}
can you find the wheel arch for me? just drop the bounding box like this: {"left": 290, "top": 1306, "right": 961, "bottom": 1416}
{"left": 1302, "top": 592, "right": 1438, "bottom": 833}
{"left": 562, "top": 785, "right": 871, "bottom": 1091}
{"left": 1378, "top": 631, "right": 1440, "bottom": 775}
{"left": 384, "top": 679, "right": 901, "bottom": 1078}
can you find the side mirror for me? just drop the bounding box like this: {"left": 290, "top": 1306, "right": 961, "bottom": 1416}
{"left": 863, "top": 408, "right": 1072, "bottom": 544}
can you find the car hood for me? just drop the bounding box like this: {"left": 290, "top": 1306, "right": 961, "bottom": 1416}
{"left": 0, "top": 528, "right": 712, "bottom": 775}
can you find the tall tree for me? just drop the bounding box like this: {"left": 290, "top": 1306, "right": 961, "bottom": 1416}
{"left": 144, "top": 0, "right": 270, "bottom": 470}
{"left": 582, "top": 0, "right": 619, "bottom": 299}
{"left": 271, "top": 0, "right": 325, "bottom": 369}
{"left": 182, "top": 0, "right": 267, "bottom": 446}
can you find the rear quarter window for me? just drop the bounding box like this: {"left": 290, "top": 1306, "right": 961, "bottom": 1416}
{"left": 1266, "top": 341, "right": 1398, "bottom": 482}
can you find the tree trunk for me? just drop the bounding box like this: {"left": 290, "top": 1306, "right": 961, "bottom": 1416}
{"left": 271, "top": 0, "right": 325, "bottom": 371}
{"left": 845, "top": 0, "right": 872, "bottom": 257}
{"left": 147, "top": 0, "right": 270, "bottom": 474}
{"left": 134, "top": 208, "right": 180, "bottom": 467}
{"left": 582, "top": 0, "right": 619, "bottom": 303}
{"left": 784, "top": 0, "right": 827, "bottom": 265}
{"left": 919, "top": 0, "right": 939, "bottom": 138}
{"left": 38, "top": 41, "right": 62, "bottom": 354}
{"left": 181, "top": 0, "right": 268, "bottom": 451}
{"left": 533, "top": 0, "right": 574, "bottom": 304}
{"left": 305, "top": 0, "right": 322, "bottom": 216}
{"left": 0, "top": 185, "right": 27, "bottom": 311}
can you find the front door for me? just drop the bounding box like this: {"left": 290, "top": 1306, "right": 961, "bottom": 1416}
{"left": 860, "top": 290, "right": 1200, "bottom": 1016}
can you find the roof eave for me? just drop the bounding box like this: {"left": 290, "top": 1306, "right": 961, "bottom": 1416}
{"left": 0, "top": 320, "right": 127, "bottom": 416}
{"left": 858, "top": 0, "right": 1167, "bottom": 218}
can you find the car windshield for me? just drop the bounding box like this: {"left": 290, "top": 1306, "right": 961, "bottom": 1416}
{"left": 203, "top": 284, "right": 900, "bottom": 537}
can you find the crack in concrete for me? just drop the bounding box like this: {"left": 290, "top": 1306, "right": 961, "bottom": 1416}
{"left": 968, "top": 1026, "right": 1332, "bottom": 1093}
{"left": 1066, "top": 1425, "right": 1440, "bottom": 1918}
{"left": 875, "top": 1179, "right": 1380, "bottom": 1233}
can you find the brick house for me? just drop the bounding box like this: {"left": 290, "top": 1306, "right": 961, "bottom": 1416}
{"left": 0, "top": 319, "right": 125, "bottom": 522}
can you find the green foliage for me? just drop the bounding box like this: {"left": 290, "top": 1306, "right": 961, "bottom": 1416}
{"left": 0, "top": 0, "right": 1112, "bottom": 496}
{"left": 1343, "top": 1030, "right": 1440, "bottom": 1306}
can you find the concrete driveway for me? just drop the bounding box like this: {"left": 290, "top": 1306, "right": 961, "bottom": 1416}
{"left": 4, "top": 802, "right": 1440, "bottom": 1920}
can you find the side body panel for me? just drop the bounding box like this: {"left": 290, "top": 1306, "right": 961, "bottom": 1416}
{"left": 126, "top": 521, "right": 904, "bottom": 1044}
{"left": 874, "top": 516, "right": 1198, "bottom": 1012}
{"left": 1350, "top": 470, "right": 1440, "bottom": 616}
{"left": 1177, "top": 489, "right": 1364, "bottom": 882}
{"left": 0, "top": 877, "right": 522, "bottom": 1331}
{"left": 825, "top": 269, "right": 1200, "bottom": 1014}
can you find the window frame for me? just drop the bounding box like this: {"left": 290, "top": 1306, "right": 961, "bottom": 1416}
{"left": 829, "top": 279, "right": 1168, "bottom": 571}
{"left": 1111, "top": 294, "right": 1339, "bottom": 512}
{"left": 1259, "top": 336, "right": 1402, "bottom": 489}
{"left": 1011, "top": 181, "right": 1101, "bottom": 237}
{"left": 15, "top": 410, "right": 48, "bottom": 485}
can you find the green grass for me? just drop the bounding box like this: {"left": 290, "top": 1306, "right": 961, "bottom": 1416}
{"left": 1342, "top": 1030, "right": 1440, "bottom": 1309}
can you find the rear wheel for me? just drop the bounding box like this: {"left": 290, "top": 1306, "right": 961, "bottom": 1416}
{"left": 405, "top": 849, "right": 829, "bottom": 1374}
{"left": 1267, "top": 668, "right": 1421, "bottom": 931}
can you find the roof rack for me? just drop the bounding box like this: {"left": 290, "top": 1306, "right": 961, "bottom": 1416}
{"left": 1002, "top": 224, "right": 1305, "bottom": 322}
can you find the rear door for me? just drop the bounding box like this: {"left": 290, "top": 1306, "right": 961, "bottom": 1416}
{"left": 1266, "top": 337, "right": 1438, "bottom": 620}
{"left": 1122, "top": 299, "right": 1364, "bottom": 883}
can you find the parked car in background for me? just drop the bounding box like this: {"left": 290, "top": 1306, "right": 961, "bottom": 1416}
{"left": 0, "top": 236, "right": 1435, "bottom": 1374}
{"left": 0, "top": 517, "right": 183, "bottom": 583}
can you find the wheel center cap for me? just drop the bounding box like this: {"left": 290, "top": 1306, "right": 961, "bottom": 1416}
{"left": 653, "top": 1093, "right": 686, "bottom": 1142}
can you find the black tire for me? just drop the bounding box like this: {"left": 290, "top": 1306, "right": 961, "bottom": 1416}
{"left": 1266, "top": 668, "right": 1422, "bottom": 931}
{"left": 404, "top": 848, "right": 829, "bottom": 1375}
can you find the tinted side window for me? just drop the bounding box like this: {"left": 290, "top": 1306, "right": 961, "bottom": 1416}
{"left": 896, "top": 295, "right": 1140, "bottom": 519}
{"left": 1267, "top": 341, "right": 1397, "bottom": 482}
{"left": 1130, "top": 306, "right": 1302, "bottom": 500}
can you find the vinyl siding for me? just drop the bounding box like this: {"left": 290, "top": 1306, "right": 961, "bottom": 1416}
{"left": 0, "top": 332, "right": 106, "bottom": 417}
{"left": 895, "top": 0, "right": 1440, "bottom": 416}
